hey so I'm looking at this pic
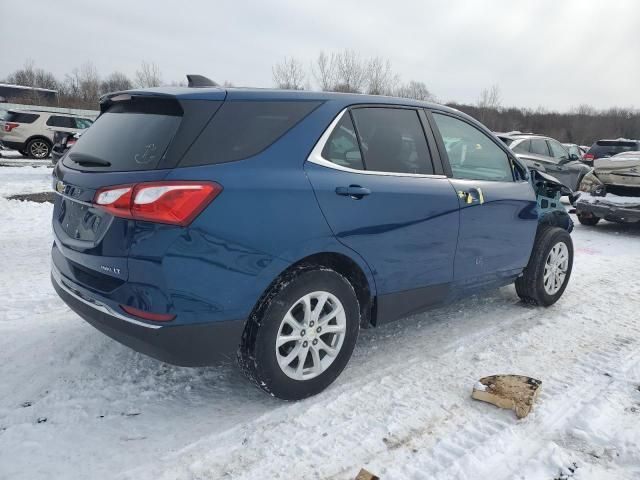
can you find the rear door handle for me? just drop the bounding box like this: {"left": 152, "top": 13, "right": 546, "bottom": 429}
{"left": 335, "top": 185, "right": 371, "bottom": 199}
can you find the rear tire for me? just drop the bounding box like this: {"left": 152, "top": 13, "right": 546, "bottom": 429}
{"left": 577, "top": 212, "right": 600, "bottom": 226}
{"left": 515, "top": 226, "right": 573, "bottom": 306}
{"left": 238, "top": 266, "right": 360, "bottom": 400}
{"left": 26, "top": 138, "right": 51, "bottom": 159}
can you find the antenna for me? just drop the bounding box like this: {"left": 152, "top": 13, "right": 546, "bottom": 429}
{"left": 186, "top": 75, "right": 218, "bottom": 88}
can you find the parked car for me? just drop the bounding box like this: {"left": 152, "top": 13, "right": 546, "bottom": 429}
{"left": 51, "top": 130, "right": 84, "bottom": 165}
{"left": 498, "top": 133, "right": 591, "bottom": 191}
{"left": 575, "top": 151, "right": 640, "bottom": 225}
{"left": 582, "top": 139, "right": 640, "bottom": 166}
{"left": 563, "top": 143, "right": 587, "bottom": 160}
{"left": 51, "top": 81, "right": 574, "bottom": 400}
{"left": 0, "top": 110, "right": 93, "bottom": 159}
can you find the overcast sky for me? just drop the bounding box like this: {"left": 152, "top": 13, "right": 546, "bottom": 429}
{"left": 2, "top": 0, "right": 639, "bottom": 110}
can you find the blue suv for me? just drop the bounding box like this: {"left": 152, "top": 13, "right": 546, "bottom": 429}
{"left": 51, "top": 79, "right": 574, "bottom": 400}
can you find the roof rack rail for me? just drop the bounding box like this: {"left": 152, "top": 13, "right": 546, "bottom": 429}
{"left": 186, "top": 74, "right": 218, "bottom": 88}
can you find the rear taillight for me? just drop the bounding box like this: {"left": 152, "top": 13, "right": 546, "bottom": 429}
{"left": 4, "top": 122, "right": 19, "bottom": 132}
{"left": 94, "top": 181, "right": 222, "bottom": 226}
{"left": 583, "top": 153, "right": 595, "bottom": 162}
{"left": 67, "top": 138, "right": 77, "bottom": 146}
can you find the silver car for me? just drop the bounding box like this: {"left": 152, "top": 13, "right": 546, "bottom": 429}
{"left": 498, "top": 133, "right": 591, "bottom": 191}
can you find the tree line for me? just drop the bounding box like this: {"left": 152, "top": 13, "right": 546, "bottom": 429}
{"left": 3, "top": 55, "right": 639, "bottom": 145}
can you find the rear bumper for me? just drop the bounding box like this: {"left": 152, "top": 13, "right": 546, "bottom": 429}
{"left": 576, "top": 199, "right": 640, "bottom": 223}
{"left": 51, "top": 268, "right": 246, "bottom": 366}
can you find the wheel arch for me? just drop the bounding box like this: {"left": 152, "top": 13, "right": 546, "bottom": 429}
{"left": 254, "top": 251, "right": 376, "bottom": 328}
{"left": 538, "top": 210, "right": 573, "bottom": 233}
{"left": 26, "top": 135, "right": 53, "bottom": 145}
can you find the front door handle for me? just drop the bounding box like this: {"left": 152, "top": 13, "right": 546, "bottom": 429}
{"left": 457, "top": 187, "right": 484, "bottom": 205}
{"left": 335, "top": 185, "right": 371, "bottom": 199}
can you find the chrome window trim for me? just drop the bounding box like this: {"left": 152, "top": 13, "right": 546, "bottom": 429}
{"left": 51, "top": 265, "right": 163, "bottom": 330}
{"left": 307, "top": 108, "right": 448, "bottom": 179}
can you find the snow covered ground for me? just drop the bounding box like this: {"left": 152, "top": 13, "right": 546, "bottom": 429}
{"left": 0, "top": 165, "right": 639, "bottom": 480}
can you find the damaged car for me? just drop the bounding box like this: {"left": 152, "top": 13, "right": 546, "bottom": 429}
{"left": 575, "top": 151, "right": 640, "bottom": 225}
{"left": 50, "top": 80, "right": 574, "bottom": 400}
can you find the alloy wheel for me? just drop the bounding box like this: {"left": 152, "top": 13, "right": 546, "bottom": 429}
{"left": 30, "top": 141, "right": 49, "bottom": 159}
{"left": 275, "top": 291, "right": 346, "bottom": 381}
{"left": 543, "top": 241, "right": 569, "bottom": 295}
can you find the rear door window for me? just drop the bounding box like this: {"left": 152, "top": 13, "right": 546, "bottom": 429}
{"left": 46, "top": 116, "right": 75, "bottom": 128}
{"left": 530, "top": 138, "right": 550, "bottom": 156}
{"left": 513, "top": 139, "right": 531, "bottom": 154}
{"left": 5, "top": 112, "right": 39, "bottom": 124}
{"left": 351, "top": 107, "right": 433, "bottom": 174}
{"left": 180, "top": 101, "right": 321, "bottom": 167}
{"left": 63, "top": 97, "right": 182, "bottom": 172}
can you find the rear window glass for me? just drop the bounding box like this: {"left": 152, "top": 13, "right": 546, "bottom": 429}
{"left": 180, "top": 101, "right": 321, "bottom": 167}
{"left": 5, "top": 112, "right": 39, "bottom": 124}
{"left": 63, "top": 98, "right": 182, "bottom": 172}
{"left": 589, "top": 141, "right": 639, "bottom": 158}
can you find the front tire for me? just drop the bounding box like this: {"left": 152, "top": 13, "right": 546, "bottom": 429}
{"left": 516, "top": 226, "right": 573, "bottom": 306}
{"left": 577, "top": 212, "right": 600, "bottom": 226}
{"left": 239, "top": 267, "right": 360, "bottom": 400}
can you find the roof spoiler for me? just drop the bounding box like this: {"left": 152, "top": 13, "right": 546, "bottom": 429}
{"left": 187, "top": 74, "right": 218, "bottom": 88}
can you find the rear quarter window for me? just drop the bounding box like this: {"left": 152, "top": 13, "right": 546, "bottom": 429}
{"left": 5, "top": 112, "right": 39, "bottom": 124}
{"left": 180, "top": 101, "right": 321, "bottom": 167}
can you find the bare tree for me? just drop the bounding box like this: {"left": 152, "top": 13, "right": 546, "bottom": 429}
{"left": 366, "top": 57, "right": 396, "bottom": 95}
{"left": 333, "top": 50, "right": 367, "bottom": 93}
{"left": 312, "top": 51, "right": 337, "bottom": 91}
{"left": 395, "top": 81, "right": 435, "bottom": 101}
{"left": 272, "top": 57, "right": 306, "bottom": 90}
{"left": 100, "top": 71, "right": 132, "bottom": 95}
{"left": 477, "top": 84, "right": 502, "bottom": 110}
{"left": 135, "top": 61, "right": 162, "bottom": 88}
{"left": 4, "top": 59, "right": 58, "bottom": 91}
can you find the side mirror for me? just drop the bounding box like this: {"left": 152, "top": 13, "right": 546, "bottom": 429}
{"left": 569, "top": 153, "right": 579, "bottom": 161}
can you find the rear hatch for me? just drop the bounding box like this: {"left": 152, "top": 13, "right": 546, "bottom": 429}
{"left": 52, "top": 91, "right": 225, "bottom": 293}
{"left": 594, "top": 153, "right": 640, "bottom": 189}
{"left": 587, "top": 140, "right": 640, "bottom": 159}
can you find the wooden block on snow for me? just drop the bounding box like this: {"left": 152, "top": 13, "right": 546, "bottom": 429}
{"left": 355, "top": 468, "right": 380, "bottom": 480}
{"left": 472, "top": 375, "right": 542, "bottom": 419}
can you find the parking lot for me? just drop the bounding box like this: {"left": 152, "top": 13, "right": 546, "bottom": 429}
{"left": 0, "top": 163, "right": 638, "bottom": 479}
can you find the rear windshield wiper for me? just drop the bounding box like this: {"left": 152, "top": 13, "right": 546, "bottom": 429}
{"left": 68, "top": 153, "right": 111, "bottom": 167}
